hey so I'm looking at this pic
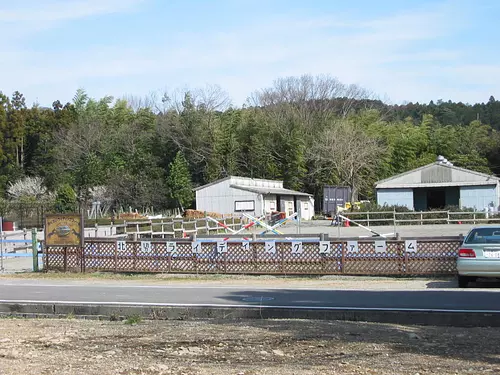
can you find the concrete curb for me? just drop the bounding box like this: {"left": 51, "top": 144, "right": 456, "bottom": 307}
{"left": 1, "top": 302, "right": 499, "bottom": 327}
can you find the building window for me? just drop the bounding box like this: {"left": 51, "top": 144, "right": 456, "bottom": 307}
{"left": 235, "top": 200, "right": 255, "bottom": 212}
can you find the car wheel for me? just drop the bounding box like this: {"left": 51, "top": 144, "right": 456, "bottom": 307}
{"left": 458, "top": 275, "right": 472, "bottom": 288}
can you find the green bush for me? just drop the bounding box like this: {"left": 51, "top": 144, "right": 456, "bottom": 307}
{"left": 55, "top": 184, "right": 77, "bottom": 213}
{"left": 343, "top": 203, "right": 487, "bottom": 226}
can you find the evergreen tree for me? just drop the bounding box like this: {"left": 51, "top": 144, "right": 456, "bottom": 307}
{"left": 167, "top": 151, "right": 194, "bottom": 210}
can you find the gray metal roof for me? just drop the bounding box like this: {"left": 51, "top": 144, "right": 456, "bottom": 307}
{"left": 376, "top": 162, "right": 500, "bottom": 189}
{"left": 193, "top": 176, "right": 284, "bottom": 191}
{"left": 230, "top": 184, "right": 312, "bottom": 197}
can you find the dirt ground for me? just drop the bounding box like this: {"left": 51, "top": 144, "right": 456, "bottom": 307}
{"left": 1, "top": 318, "right": 499, "bottom": 375}
{"left": 0, "top": 272, "right": 465, "bottom": 290}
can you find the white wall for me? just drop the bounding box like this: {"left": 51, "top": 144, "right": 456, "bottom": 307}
{"left": 376, "top": 188, "right": 414, "bottom": 210}
{"left": 460, "top": 184, "right": 499, "bottom": 211}
{"left": 195, "top": 177, "right": 315, "bottom": 218}
{"left": 279, "top": 195, "right": 295, "bottom": 217}
{"left": 298, "top": 197, "right": 314, "bottom": 220}
{"left": 195, "top": 179, "right": 263, "bottom": 216}
{"left": 264, "top": 195, "right": 277, "bottom": 214}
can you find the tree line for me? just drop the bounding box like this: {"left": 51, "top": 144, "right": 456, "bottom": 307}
{"left": 1, "top": 74, "right": 499, "bottom": 213}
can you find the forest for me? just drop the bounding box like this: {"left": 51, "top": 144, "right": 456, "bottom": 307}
{"left": 1, "top": 74, "right": 500, "bottom": 213}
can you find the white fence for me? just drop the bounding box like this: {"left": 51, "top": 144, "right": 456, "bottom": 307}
{"left": 84, "top": 216, "right": 246, "bottom": 239}
{"left": 342, "top": 210, "right": 498, "bottom": 226}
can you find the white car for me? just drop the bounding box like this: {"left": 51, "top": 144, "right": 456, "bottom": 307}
{"left": 457, "top": 226, "right": 500, "bottom": 287}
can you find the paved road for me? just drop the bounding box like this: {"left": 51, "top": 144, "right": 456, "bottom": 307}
{"left": 1, "top": 279, "right": 499, "bottom": 312}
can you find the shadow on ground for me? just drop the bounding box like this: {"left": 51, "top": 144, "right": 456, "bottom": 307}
{"left": 427, "top": 278, "right": 500, "bottom": 289}
{"left": 209, "top": 289, "right": 500, "bottom": 368}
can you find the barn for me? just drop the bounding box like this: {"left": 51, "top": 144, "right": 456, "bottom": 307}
{"left": 194, "top": 176, "right": 315, "bottom": 220}
{"left": 375, "top": 156, "right": 500, "bottom": 211}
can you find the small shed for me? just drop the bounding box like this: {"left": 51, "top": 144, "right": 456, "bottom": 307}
{"left": 375, "top": 156, "right": 500, "bottom": 211}
{"left": 194, "top": 176, "right": 315, "bottom": 220}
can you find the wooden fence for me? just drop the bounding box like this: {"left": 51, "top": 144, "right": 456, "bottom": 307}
{"left": 43, "top": 237, "right": 461, "bottom": 276}
{"left": 85, "top": 216, "right": 244, "bottom": 239}
{"left": 343, "top": 210, "right": 499, "bottom": 226}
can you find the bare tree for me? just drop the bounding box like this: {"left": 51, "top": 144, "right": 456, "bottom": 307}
{"left": 156, "top": 84, "right": 232, "bottom": 180}
{"left": 193, "top": 84, "right": 232, "bottom": 112}
{"left": 308, "top": 119, "right": 384, "bottom": 202}
{"left": 54, "top": 118, "right": 105, "bottom": 169}
{"left": 249, "top": 74, "right": 374, "bottom": 125}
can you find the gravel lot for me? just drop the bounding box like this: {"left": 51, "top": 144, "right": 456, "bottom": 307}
{"left": 1, "top": 318, "right": 499, "bottom": 375}
{"left": 279, "top": 222, "right": 481, "bottom": 238}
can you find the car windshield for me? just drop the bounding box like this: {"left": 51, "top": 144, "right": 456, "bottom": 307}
{"left": 464, "top": 228, "right": 500, "bottom": 244}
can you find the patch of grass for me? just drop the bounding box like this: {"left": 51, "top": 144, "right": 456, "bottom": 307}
{"left": 109, "top": 313, "right": 121, "bottom": 322}
{"left": 66, "top": 312, "right": 75, "bottom": 320}
{"left": 124, "top": 315, "right": 142, "bottom": 325}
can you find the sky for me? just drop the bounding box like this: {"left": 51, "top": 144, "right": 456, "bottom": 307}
{"left": 1, "top": 0, "right": 499, "bottom": 107}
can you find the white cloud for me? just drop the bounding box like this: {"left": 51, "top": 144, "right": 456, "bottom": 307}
{"left": 0, "top": 0, "right": 498, "bottom": 106}
{"left": 0, "top": 0, "right": 145, "bottom": 22}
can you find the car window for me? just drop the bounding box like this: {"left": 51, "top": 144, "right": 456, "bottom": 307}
{"left": 465, "top": 228, "right": 500, "bottom": 244}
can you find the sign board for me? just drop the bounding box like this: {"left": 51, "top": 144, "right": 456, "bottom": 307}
{"left": 167, "top": 241, "right": 177, "bottom": 253}
{"left": 346, "top": 241, "right": 359, "bottom": 253}
{"left": 141, "top": 241, "right": 152, "bottom": 253}
{"left": 291, "top": 241, "right": 303, "bottom": 254}
{"left": 217, "top": 241, "right": 228, "bottom": 253}
{"left": 405, "top": 240, "right": 417, "bottom": 253}
{"left": 319, "top": 241, "right": 331, "bottom": 254}
{"left": 265, "top": 241, "right": 276, "bottom": 254}
{"left": 374, "top": 240, "right": 387, "bottom": 253}
{"left": 234, "top": 200, "right": 255, "bottom": 212}
{"left": 45, "top": 214, "right": 83, "bottom": 247}
{"left": 192, "top": 241, "right": 201, "bottom": 253}
{"left": 116, "top": 240, "right": 127, "bottom": 253}
{"left": 242, "top": 241, "right": 250, "bottom": 251}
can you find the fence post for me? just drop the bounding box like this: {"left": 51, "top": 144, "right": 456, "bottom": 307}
{"left": 32, "top": 228, "right": 38, "bottom": 272}
{"left": 63, "top": 247, "right": 68, "bottom": 272}
{"left": 447, "top": 211, "right": 450, "bottom": 225}
{"left": 393, "top": 209, "right": 397, "bottom": 236}
{"left": 420, "top": 213, "right": 423, "bottom": 225}
{"left": 280, "top": 242, "right": 285, "bottom": 273}
{"left": 114, "top": 241, "right": 118, "bottom": 273}
{"left": 341, "top": 242, "right": 345, "bottom": 273}
{"left": 473, "top": 212, "right": 476, "bottom": 225}
{"left": 367, "top": 212, "right": 370, "bottom": 227}
{"left": 404, "top": 250, "right": 409, "bottom": 275}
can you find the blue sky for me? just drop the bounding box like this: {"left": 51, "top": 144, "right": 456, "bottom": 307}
{"left": 1, "top": 0, "right": 499, "bottom": 107}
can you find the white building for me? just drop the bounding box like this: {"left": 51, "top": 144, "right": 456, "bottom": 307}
{"left": 376, "top": 156, "right": 500, "bottom": 211}
{"left": 194, "top": 176, "right": 315, "bottom": 220}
